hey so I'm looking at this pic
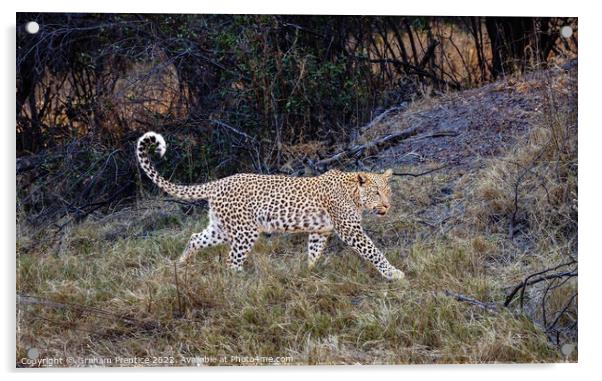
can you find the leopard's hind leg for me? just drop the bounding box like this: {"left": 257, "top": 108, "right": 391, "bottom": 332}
{"left": 307, "top": 232, "right": 330, "bottom": 269}
{"left": 225, "top": 229, "right": 259, "bottom": 271}
{"left": 179, "top": 214, "right": 228, "bottom": 264}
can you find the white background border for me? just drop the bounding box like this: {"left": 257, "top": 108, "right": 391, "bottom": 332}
{"left": 3, "top": 0, "right": 597, "bottom": 379}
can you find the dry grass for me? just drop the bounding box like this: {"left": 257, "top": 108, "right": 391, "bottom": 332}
{"left": 459, "top": 69, "right": 577, "bottom": 348}
{"left": 15, "top": 173, "right": 571, "bottom": 366}
{"left": 16, "top": 206, "right": 560, "bottom": 366}
{"left": 16, "top": 69, "right": 577, "bottom": 367}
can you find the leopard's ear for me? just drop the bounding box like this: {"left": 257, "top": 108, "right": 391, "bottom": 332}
{"left": 356, "top": 173, "right": 368, "bottom": 185}
{"left": 383, "top": 169, "right": 393, "bottom": 179}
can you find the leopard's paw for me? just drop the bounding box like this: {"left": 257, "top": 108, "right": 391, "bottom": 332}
{"left": 384, "top": 268, "right": 405, "bottom": 281}
{"left": 227, "top": 263, "right": 244, "bottom": 273}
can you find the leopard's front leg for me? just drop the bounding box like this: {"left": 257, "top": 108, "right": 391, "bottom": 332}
{"left": 307, "top": 232, "right": 330, "bottom": 269}
{"left": 335, "top": 221, "right": 404, "bottom": 280}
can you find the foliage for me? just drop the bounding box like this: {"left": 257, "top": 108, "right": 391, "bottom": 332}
{"left": 16, "top": 14, "right": 577, "bottom": 224}
{"left": 17, "top": 14, "right": 577, "bottom": 156}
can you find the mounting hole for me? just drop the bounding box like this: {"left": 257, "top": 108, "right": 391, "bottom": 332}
{"left": 25, "top": 21, "right": 40, "bottom": 34}
{"left": 560, "top": 343, "right": 575, "bottom": 357}
{"left": 560, "top": 25, "right": 573, "bottom": 39}
{"left": 27, "top": 347, "right": 39, "bottom": 360}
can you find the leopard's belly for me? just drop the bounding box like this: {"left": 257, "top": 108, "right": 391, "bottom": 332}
{"left": 255, "top": 207, "right": 333, "bottom": 234}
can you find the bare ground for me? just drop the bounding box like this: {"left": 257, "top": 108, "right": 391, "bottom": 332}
{"left": 360, "top": 60, "right": 576, "bottom": 169}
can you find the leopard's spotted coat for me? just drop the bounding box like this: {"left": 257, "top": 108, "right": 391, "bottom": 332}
{"left": 136, "top": 132, "right": 404, "bottom": 280}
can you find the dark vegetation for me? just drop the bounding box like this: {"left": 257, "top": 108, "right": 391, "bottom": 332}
{"left": 17, "top": 14, "right": 576, "bottom": 225}
{"left": 16, "top": 14, "right": 577, "bottom": 365}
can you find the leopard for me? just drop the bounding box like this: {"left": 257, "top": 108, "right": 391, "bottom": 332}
{"left": 136, "top": 131, "right": 404, "bottom": 280}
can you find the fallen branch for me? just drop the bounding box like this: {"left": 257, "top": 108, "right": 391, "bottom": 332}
{"left": 413, "top": 130, "right": 459, "bottom": 140}
{"left": 443, "top": 290, "right": 498, "bottom": 313}
{"left": 393, "top": 164, "right": 449, "bottom": 177}
{"left": 308, "top": 124, "right": 424, "bottom": 171}
{"left": 546, "top": 292, "right": 578, "bottom": 337}
{"left": 307, "top": 125, "right": 460, "bottom": 173}
{"left": 360, "top": 104, "right": 407, "bottom": 134}
{"left": 503, "top": 261, "right": 577, "bottom": 308}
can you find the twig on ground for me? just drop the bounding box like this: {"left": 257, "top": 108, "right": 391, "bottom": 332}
{"left": 413, "top": 130, "right": 460, "bottom": 140}
{"left": 311, "top": 125, "right": 424, "bottom": 170}
{"left": 393, "top": 164, "right": 449, "bottom": 177}
{"left": 360, "top": 104, "right": 407, "bottom": 134}
{"left": 443, "top": 290, "right": 499, "bottom": 313}
{"left": 503, "top": 261, "right": 577, "bottom": 308}
{"left": 546, "top": 292, "right": 578, "bottom": 341}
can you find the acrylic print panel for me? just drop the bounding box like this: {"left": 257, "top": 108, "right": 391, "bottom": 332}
{"left": 16, "top": 13, "right": 577, "bottom": 367}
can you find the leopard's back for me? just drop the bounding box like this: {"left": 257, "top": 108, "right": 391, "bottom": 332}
{"left": 205, "top": 172, "right": 340, "bottom": 234}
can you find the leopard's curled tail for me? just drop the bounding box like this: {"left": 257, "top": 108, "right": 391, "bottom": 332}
{"left": 136, "top": 132, "right": 208, "bottom": 200}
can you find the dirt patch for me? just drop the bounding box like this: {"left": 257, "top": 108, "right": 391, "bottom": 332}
{"left": 361, "top": 61, "right": 577, "bottom": 169}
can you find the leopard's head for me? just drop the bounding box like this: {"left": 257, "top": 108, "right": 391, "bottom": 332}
{"left": 356, "top": 169, "right": 393, "bottom": 216}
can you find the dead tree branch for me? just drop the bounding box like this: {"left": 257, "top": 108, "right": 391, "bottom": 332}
{"left": 393, "top": 164, "right": 449, "bottom": 177}
{"left": 307, "top": 125, "right": 424, "bottom": 171}
{"left": 503, "top": 261, "right": 577, "bottom": 308}
{"left": 443, "top": 290, "right": 499, "bottom": 313}
{"left": 360, "top": 104, "right": 407, "bottom": 134}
